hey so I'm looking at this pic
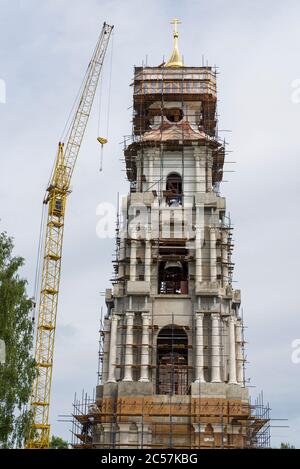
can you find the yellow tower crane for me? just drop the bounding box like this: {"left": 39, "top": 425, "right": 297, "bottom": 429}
{"left": 26, "top": 22, "right": 113, "bottom": 449}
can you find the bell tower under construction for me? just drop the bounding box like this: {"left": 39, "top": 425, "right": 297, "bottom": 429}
{"left": 72, "top": 20, "right": 270, "bottom": 449}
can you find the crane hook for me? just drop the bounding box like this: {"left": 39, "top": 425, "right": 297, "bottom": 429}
{"left": 97, "top": 137, "right": 108, "bottom": 172}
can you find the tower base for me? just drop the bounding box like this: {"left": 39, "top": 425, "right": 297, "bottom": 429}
{"left": 72, "top": 382, "right": 268, "bottom": 449}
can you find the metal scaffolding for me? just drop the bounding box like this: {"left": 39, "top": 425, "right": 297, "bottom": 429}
{"left": 70, "top": 39, "right": 276, "bottom": 449}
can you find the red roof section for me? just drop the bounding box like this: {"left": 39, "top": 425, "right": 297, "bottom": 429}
{"left": 142, "top": 120, "right": 213, "bottom": 142}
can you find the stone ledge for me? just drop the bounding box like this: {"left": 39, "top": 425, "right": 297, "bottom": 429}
{"left": 154, "top": 294, "right": 191, "bottom": 299}
{"left": 195, "top": 192, "right": 218, "bottom": 207}
{"left": 117, "top": 381, "right": 154, "bottom": 397}
{"left": 113, "top": 283, "right": 124, "bottom": 298}
{"left": 195, "top": 281, "right": 220, "bottom": 296}
{"left": 232, "top": 289, "right": 241, "bottom": 303}
{"left": 101, "top": 382, "right": 118, "bottom": 398}
{"left": 190, "top": 382, "right": 249, "bottom": 400}
{"left": 99, "top": 381, "right": 153, "bottom": 398}
{"left": 129, "top": 192, "right": 155, "bottom": 206}
{"left": 126, "top": 280, "right": 150, "bottom": 295}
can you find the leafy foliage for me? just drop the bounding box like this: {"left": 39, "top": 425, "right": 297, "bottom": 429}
{"left": 50, "top": 435, "right": 69, "bottom": 449}
{"left": 280, "top": 442, "right": 296, "bottom": 449}
{"left": 0, "top": 232, "right": 35, "bottom": 448}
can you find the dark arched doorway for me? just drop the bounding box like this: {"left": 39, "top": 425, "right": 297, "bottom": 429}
{"left": 156, "top": 326, "right": 188, "bottom": 395}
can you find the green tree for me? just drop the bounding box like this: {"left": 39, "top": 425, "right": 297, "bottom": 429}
{"left": 50, "top": 435, "right": 69, "bottom": 449}
{"left": 0, "top": 232, "right": 35, "bottom": 448}
{"left": 280, "top": 442, "right": 295, "bottom": 449}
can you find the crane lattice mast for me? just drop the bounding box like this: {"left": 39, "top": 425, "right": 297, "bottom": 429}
{"left": 26, "top": 22, "right": 113, "bottom": 449}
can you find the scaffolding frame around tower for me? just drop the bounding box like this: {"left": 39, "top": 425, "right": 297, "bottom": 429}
{"left": 71, "top": 387, "right": 271, "bottom": 449}
{"left": 72, "top": 56, "right": 273, "bottom": 448}
{"left": 72, "top": 306, "right": 271, "bottom": 449}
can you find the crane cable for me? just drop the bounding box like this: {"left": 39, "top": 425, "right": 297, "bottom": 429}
{"left": 97, "top": 70, "right": 104, "bottom": 171}
{"left": 33, "top": 59, "right": 92, "bottom": 321}
{"left": 45, "top": 56, "right": 93, "bottom": 191}
{"left": 98, "top": 29, "right": 114, "bottom": 172}
{"left": 35, "top": 32, "right": 115, "bottom": 319}
{"left": 32, "top": 202, "right": 46, "bottom": 323}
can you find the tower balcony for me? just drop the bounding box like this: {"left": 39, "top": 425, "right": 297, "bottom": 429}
{"left": 133, "top": 66, "right": 217, "bottom": 100}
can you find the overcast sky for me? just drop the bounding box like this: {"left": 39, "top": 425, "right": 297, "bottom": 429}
{"left": 1, "top": 0, "right": 300, "bottom": 448}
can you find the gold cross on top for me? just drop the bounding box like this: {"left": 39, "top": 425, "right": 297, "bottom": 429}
{"left": 170, "top": 18, "right": 182, "bottom": 36}
{"left": 165, "top": 18, "right": 183, "bottom": 67}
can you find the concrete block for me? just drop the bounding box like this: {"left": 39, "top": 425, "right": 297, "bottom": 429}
{"left": 130, "top": 192, "right": 155, "bottom": 206}
{"left": 232, "top": 289, "right": 241, "bottom": 303}
{"left": 217, "top": 197, "right": 226, "bottom": 210}
{"left": 117, "top": 381, "right": 153, "bottom": 397}
{"left": 127, "top": 280, "right": 150, "bottom": 295}
{"left": 195, "top": 192, "right": 218, "bottom": 207}
{"left": 191, "top": 382, "right": 227, "bottom": 397}
{"left": 195, "top": 280, "right": 220, "bottom": 296}
{"left": 103, "top": 382, "right": 118, "bottom": 398}
{"left": 96, "top": 385, "right": 104, "bottom": 400}
{"left": 113, "top": 283, "right": 124, "bottom": 297}
{"left": 191, "top": 381, "right": 249, "bottom": 400}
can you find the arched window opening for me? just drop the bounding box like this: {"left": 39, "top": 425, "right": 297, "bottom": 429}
{"left": 204, "top": 424, "right": 214, "bottom": 442}
{"left": 158, "top": 260, "right": 188, "bottom": 295}
{"left": 165, "top": 172, "right": 182, "bottom": 206}
{"left": 157, "top": 326, "right": 188, "bottom": 395}
{"left": 164, "top": 107, "right": 184, "bottom": 123}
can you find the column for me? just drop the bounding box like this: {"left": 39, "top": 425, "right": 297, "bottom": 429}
{"left": 137, "top": 423, "right": 152, "bottom": 448}
{"left": 118, "top": 231, "right": 126, "bottom": 279}
{"left": 93, "top": 424, "right": 104, "bottom": 448}
{"left": 137, "top": 154, "right": 142, "bottom": 191}
{"left": 210, "top": 227, "right": 217, "bottom": 282}
{"left": 235, "top": 319, "right": 244, "bottom": 385}
{"left": 144, "top": 239, "right": 151, "bottom": 282}
{"left": 102, "top": 423, "right": 112, "bottom": 448}
{"left": 207, "top": 158, "right": 213, "bottom": 190}
{"left": 228, "top": 316, "right": 238, "bottom": 384}
{"left": 139, "top": 312, "right": 150, "bottom": 382}
{"left": 195, "top": 206, "right": 203, "bottom": 283}
{"left": 192, "top": 423, "right": 208, "bottom": 447}
{"left": 107, "top": 315, "right": 118, "bottom": 383}
{"left": 118, "top": 423, "right": 132, "bottom": 448}
{"left": 102, "top": 318, "right": 111, "bottom": 383}
{"left": 195, "top": 155, "right": 201, "bottom": 193}
{"left": 211, "top": 313, "right": 221, "bottom": 382}
{"left": 195, "top": 312, "right": 206, "bottom": 383}
{"left": 195, "top": 155, "right": 206, "bottom": 193}
{"left": 148, "top": 156, "right": 153, "bottom": 191}
{"left": 123, "top": 312, "right": 134, "bottom": 381}
{"left": 222, "top": 230, "right": 229, "bottom": 285}
{"left": 130, "top": 239, "right": 137, "bottom": 281}
{"left": 200, "top": 158, "right": 207, "bottom": 192}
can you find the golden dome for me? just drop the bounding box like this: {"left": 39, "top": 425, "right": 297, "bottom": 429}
{"left": 165, "top": 18, "right": 183, "bottom": 68}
